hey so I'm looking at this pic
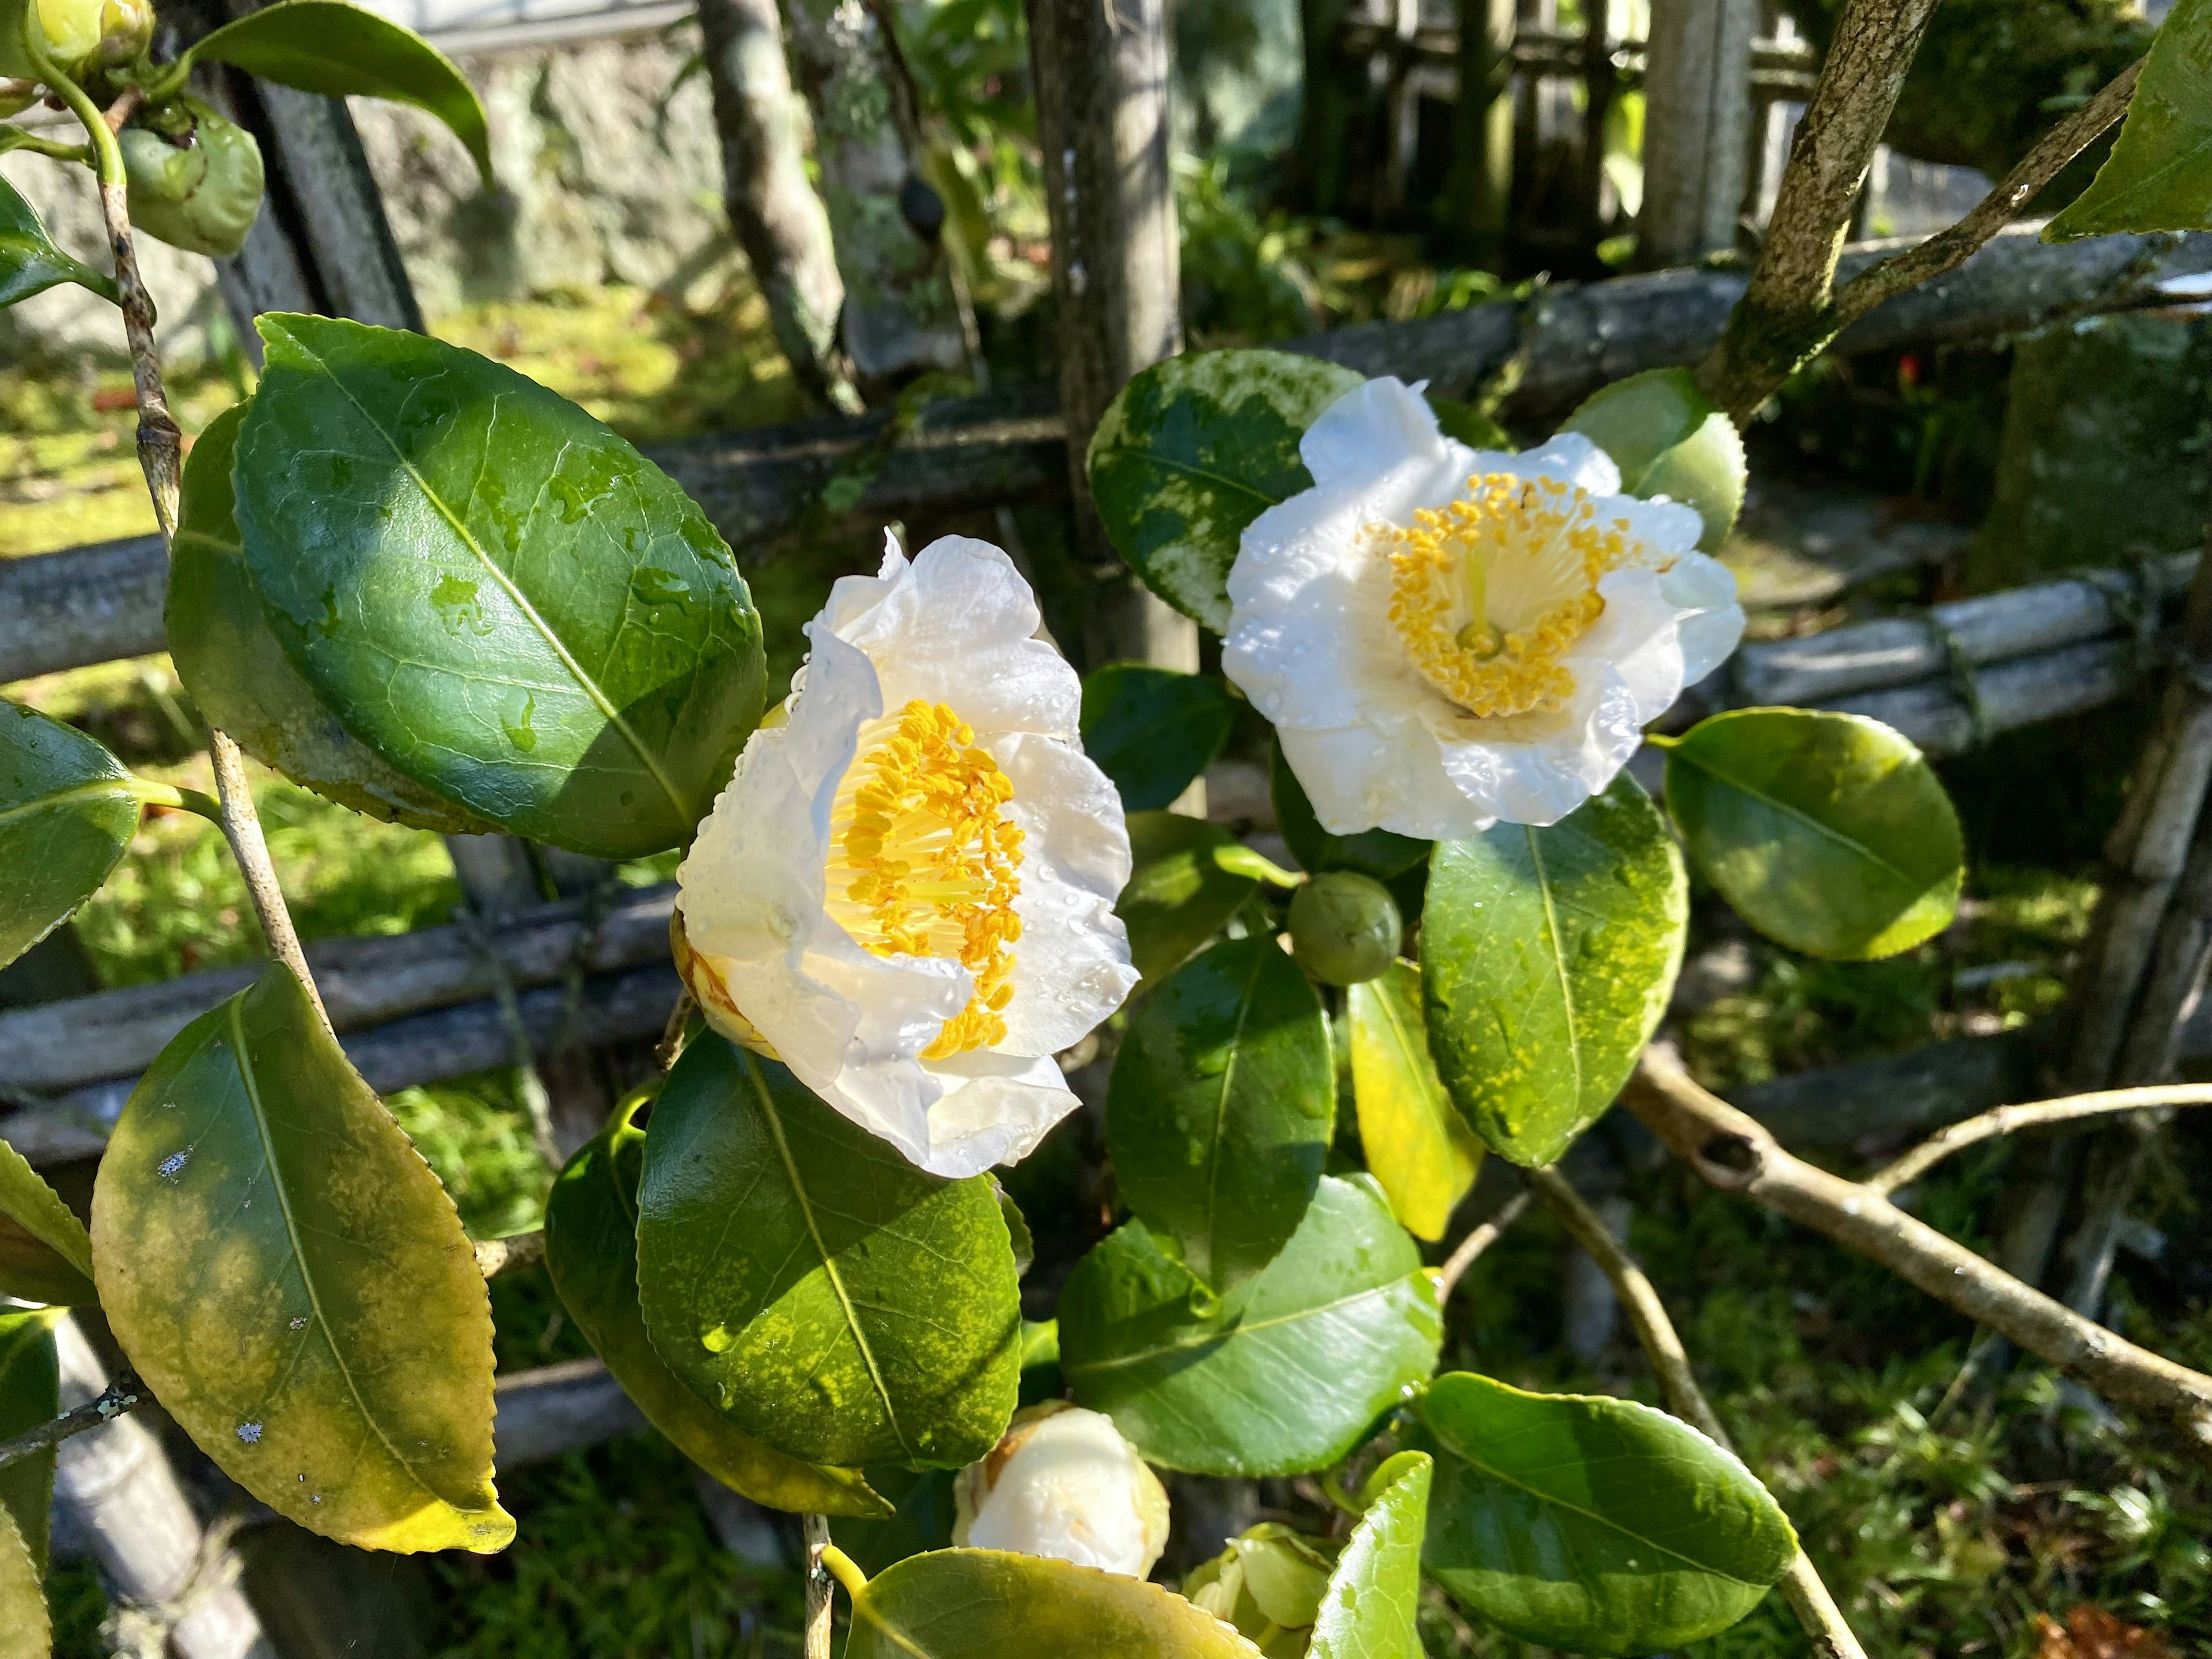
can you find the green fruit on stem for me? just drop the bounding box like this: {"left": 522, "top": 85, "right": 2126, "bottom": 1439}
{"left": 1287, "top": 872, "right": 1400, "bottom": 987}
{"left": 0, "top": 0, "right": 151, "bottom": 81}
{"left": 120, "top": 99, "right": 265, "bottom": 259}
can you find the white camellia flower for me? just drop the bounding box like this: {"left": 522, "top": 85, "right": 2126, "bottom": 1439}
{"left": 1222, "top": 376, "right": 1745, "bottom": 840}
{"left": 953, "top": 1403, "right": 1171, "bottom": 1578}
{"left": 674, "top": 535, "right": 1139, "bottom": 1179}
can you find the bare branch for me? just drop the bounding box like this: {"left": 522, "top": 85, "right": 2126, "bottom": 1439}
{"left": 1525, "top": 1166, "right": 1867, "bottom": 1659}
{"left": 0, "top": 1370, "right": 141, "bottom": 1473}
{"left": 1623, "top": 1047, "right": 2212, "bottom": 1458}
{"left": 1434, "top": 1190, "right": 1533, "bottom": 1304}
{"left": 803, "top": 1513, "right": 835, "bottom": 1658}
{"left": 1868, "top": 1081, "right": 2212, "bottom": 1195}
{"left": 472, "top": 1230, "right": 546, "bottom": 1278}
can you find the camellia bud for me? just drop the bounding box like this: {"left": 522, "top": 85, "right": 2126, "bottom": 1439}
{"left": 0, "top": 0, "right": 151, "bottom": 81}
{"left": 1183, "top": 1523, "right": 1336, "bottom": 1654}
{"left": 120, "top": 99, "right": 266, "bottom": 260}
{"left": 1287, "top": 870, "right": 1400, "bottom": 986}
{"left": 952, "top": 1403, "right": 1170, "bottom": 1578}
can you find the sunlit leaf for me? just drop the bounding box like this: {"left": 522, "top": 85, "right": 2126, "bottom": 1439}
{"left": 0, "top": 1503, "right": 46, "bottom": 1659}
{"left": 1116, "top": 812, "right": 1260, "bottom": 991}
{"left": 1309, "top": 1449, "right": 1431, "bottom": 1659}
{"left": 2048, "top": 1, "right": 2212, "bottom": 240}
{"left": 0, "top": 1309, "right": 59, "bottom": 1572}
{"left": 0, "top": 1142, "right": 94, "bottom": 1307}
{"left": 92, "top": 963, "right": 512, "bottom": 1554}
{"left": 1079, "top": 664, "right": 1236, "bottom": 812}
{"left": 0, "top": 703, "right": 139, "bottom": 975}
{"left": 1348, "top": 963, "right": 1481, "bottom": 1242}
{"left": 0, "top": 177, "right": 115, "bottom": 308}
{"left": 1560, "top": 368, "right": 1746, "bottom": 552}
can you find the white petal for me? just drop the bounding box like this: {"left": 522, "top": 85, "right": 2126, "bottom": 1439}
{"left": 1607, "top": 492, "right": 1705, "bottom": 558}
{"left": 1299, "top": 376, "right": 1459, "bottom": 487}
{"left": 908, "top": 1051, "right": 1082, "bottom": 1177}
{"left": 1659, "top": 551, "right": 1746, "bottom": 684}
{"left": 1281, "top": 719, "right": 1490, "bottom": 840}
{"left": 1502, "top": 431, "right": 1622, "bottom": 497}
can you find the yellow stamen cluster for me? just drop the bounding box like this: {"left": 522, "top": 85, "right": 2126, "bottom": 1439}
{"left": 826, "top": 699, "right": 1024, "bottom": 1058}
{"left": 1382, "top": 471, "right": 1650, "bottom": 719}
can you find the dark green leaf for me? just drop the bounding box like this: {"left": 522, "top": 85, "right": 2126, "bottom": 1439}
{"left": 186, "top": 1, "right": 491, "bottom": 184}
{"left": 0, "top": 176, "right": 115, "bottom": 308}
{"left": 1424, "top": 395, "right": 1510, "bottom": 452}
{"left": 1347, "top": 963, "right": 1482, "bottom": 1243}
{"left": 1116, "top": 812, "right": 1260, "bottom": 991}
{"left": 0, "top": 702, "right": 139, "bottom": 974}
{"left": 830, "top": 1465, "right": 957, "bottom": 1578}
{"left": 1422, "top": 775, "right": 1686, "bottom": 1168}
{"left": 236, "top": 315, "right": 766, "bottom": 859}
{"left": 545, "top": 1094, "right": 888, "bottom": 1518}
{"left": 1270, "top": 739, "right": 1428, "bottom": 882}
{"left": 91, "top": 963, "right": 512, "bottom": 1553}
{"left": 1309, "top": 1449, "right": 1431, "bottom": 1659}
{"left": 0, "top": 1503, "right": 46, "bottom": 1659}
{"left": 1107, "top": 935, "right": 1334, "bottom": 1289}
{"left": 636, "top": 1035, "right": 1020, "bottom": 1469}
{"left": 1078, "top": 664, "right": 1236, "bottom": 812}
{"left": 1408, "top": 1373, "right": 1797, "bottom": 1656}
{"left": 1059, "top": 1175, "right": 1440, "bottom": 1475}
{"left": 168, "top": 403, "right": 488, "bottom": 835}
{"left": 1665, "top": 709, "right": 1963, "bottom": 960}
{"left": 0, "top": 1142, "right": 95, "bottom": 1307}
{"left": 843, "top": 1548, "right": 1266, "bottom": 1658}
{"left": 0, "top": 1308, "right": 59, "bottom": 1572}
{"left": 1088, "top": 349, "right": 1365, "bottom": 630}
{"left": 1560, "top": 369, "right": 1746, "bottom": 552}
{"left": 2048, "top": 2, "right": 2212, "bottom": 240}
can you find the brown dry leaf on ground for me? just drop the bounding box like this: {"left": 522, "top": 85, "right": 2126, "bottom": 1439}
{"left": 2032, "top": 1607, "right": 2177, "bottom": 1658}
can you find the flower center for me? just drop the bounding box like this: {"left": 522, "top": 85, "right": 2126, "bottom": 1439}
{"left": 825, "top": 699, "right": 1024, "bottom": 1059}
{"left": 1381, "top": 471, "right": 1649, "bottom": 718}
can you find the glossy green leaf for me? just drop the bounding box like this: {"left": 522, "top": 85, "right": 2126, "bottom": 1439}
{"left": 1425, "top": 395, "right": 1510, "bottom": 452}
{"left": 1059, "top": 1175, "right": 1440, "bottom": 1475}
{"left": 843, "top": 1548, "right": 1266, "bottom": 1658}
{"left": 185, "top": 1, "right": 491, "bottom": 184}
{"left": 545, "top": 1094, "right": 888, "bottom": 1518}
{"left": 1078, "top": 664, "right": 1237, "bottom": 812}
{"left": 91, "top": 963, "right": 512, "bottom": 1554}
{"left": 1088, "top": 349, "right": 1365, "bottom": 630}
{"left": 1116, "top": 812, "right": 1260, "bottom": 990}
{"left": 235, "top": 315, "right": 766, "bottom": 859}
{"left": 0, "top": 1504, "right": 46, "bottom": 1659}
{"left": 0, "top": 1140, "right": 94, "bottom": 1308}
{"left": 1665, "top": 709, "right": 1964, "bottom": 961}
{"left": 636, "top": 1035, "right": 1020, "bottom": 1469}
{"left": 1309, "top": 1449, "right": 1431, "bottom": 1659}
{"left": 1270, "top": 739, "right": 1428, "bottom": 881}
{"left": 1422, "top": 775, "right": 1686, "bottom": 1168}
{"left": 1561, "top": 369, "right": 1745, "bottom": 552}
{"left": 1407, "top": 1373, "right": 1796, "bottom": 1656}
{"left": 0, "top": 703, "right": 139, "bottom": 975}
{"left": 0, "top": 1309, "right": 59, "bottom": 1572}
{"left": 0, "top": 176, "right": 115, "bottom": 308}
{"left": 1107, "top": 935, "right": 1335, "bottom": 1290}
{"left": 2048, "top": 0, "right": 2212, "bottom": 240}
{"left": 168, "top": 403, "right": 488, "bottom": 835}
{"left": 1348, "top": 963, "right": 1482, "bottom": 1243}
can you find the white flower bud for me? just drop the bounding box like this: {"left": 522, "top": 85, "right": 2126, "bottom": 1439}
{"left": 953, "top": 1403, "right": 1170, "bottom": 1579}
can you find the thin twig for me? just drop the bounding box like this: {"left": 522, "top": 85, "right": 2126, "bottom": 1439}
{"left": 453, "top": 903, "right": 560, "bottom": 1165}
{"left": 803, "top": 1512, "right": 835, "bottom": 1659}
{"left": 1433, "top": 1190, "right": 1533, "bottom": 1304}
{"left": 1869, "top": 1081, "right": 2212, "bottom": 1195}
{"left": 1526, "top": 1165, "right": 1867, "bottom": 1659}
{"left": 472, "top": 1230, "right": 546, "bottom": 1278}
{"left": 0, "top": 1371, "right": 141, "bottom": 1472}
{"left": 1625, "top": 1046, "right": 2212, "bottom": 1457}
{"left": 656, "top": 990, "right": 696, "bottom": 1074}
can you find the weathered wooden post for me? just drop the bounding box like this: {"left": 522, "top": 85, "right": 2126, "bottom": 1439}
{"left": 1639, "top": 0, "right": 1758, "bottom": 266}
{"left": 1442, "top": 0, "right": 1516, "bottom": 258}
{"left": 1026, "top": 0, "right": 1200, "bottom": 680}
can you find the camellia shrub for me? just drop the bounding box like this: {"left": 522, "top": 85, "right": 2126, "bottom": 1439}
{"left": 3, "top": 0, "right": 2212, "bottom": 1655}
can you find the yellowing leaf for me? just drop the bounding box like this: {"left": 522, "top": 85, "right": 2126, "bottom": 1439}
{"left": 1348, "top": 963, "right": 1482, "bottom": 1241}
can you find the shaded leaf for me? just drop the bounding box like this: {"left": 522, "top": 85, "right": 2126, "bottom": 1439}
{"left": 0, "top": 1309, "right": 59, "bottom": 1572}
{"left": 1088, "top": 349, "right": 1364, "bottom": 630}
{"left": 0, "top": 702, "right": 139, "bottom": 975}
{"left": 831, "top": 1464, "right": 957, "bottom": 1577}
{"left": 92, "top": 964, "right": 512, "bottom": 1554}
{"left": 843, "top": 1548, "right": 1265, "bottom": 1658}
{"left": 636, "top": 1035, "right": 1020, "bottom": 1469}
{"left": 1060, "top": 1175, "right": 1440, "bottom": 1475}
{"left": 1079, "top": 664, "right": 1237, "bottom": 812}
{"left": 236, "top": 315, "right": 766, "bottom": 859}
{"left": 187, "top": 1, "right": 491, "bottom": 184}
{"left": 1309, "top": 1449, "right": 1431, "bottom": 1659}
{"left": 1561, "top": 369, "right": 1746, "bottom": 552}
{"left": 168, "top": 403, "right": 488, "bottom": 835}
{"left": 1271, "top": 738, "right": 1427, "bottom": 882}
{"left": 1666, "top": 709, "right": 1963, "bottom": 960}
{"left": 2048, "top": 2, "right": 2212, "bottom": 240}
{"left": 1348, "top": 963, "right": 1482, "bottom": 1242}
{"left": 1408, "top": 1373, "right": 1796, "bottom": 1656}
{"left": 0, "top": 177, "right": 115, "bottom": 308}
{"left": 1422, "top": 775, "right": 1686, "bottom": 1167}
{"left": 1425, "top": 395, "right": 1510, "bottom": 451}
{"left": 0, "top": 1141, "right": 94, "bottom": 1306}
{"left": 1108, "top": 935, "right": 1334, "bottom": 1290}
{"left": 545, "top": 1094, "right": 888, "bottom": 1518}
{"left": 1116, "top": 812, "right": 1260, "bottom": 991}
{"left": 0, "top": 1504, "right": 46, "bottom": 1659}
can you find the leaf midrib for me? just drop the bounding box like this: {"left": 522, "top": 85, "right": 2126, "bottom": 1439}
{"left": 0, "top": 777, "right": 135, "bottom": 833}
{"left": 1525, "top": 830, "right": 1585, "bottom": 1105}
{"left": 1198, "top": 942, "right": 1271, "bottom": 1280}
{"left": 1063, "top": 1278, "right": 1413, "bottom": 1376}
{"left": 1670, "top": 745, "right": 1920, "bottom": 888}
{"left": 1110, "top": 446, "right": 1287, "bottom": 512}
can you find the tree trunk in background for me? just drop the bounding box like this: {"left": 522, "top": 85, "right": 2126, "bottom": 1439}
{"left": 780, "top": 0, "right": 966, "bottom": 393}
{"left": 698, "top": 0, "right": 863, "bottom": 414}
{"left": 1639, "top": 0, "right": 1757, "bottom": 267}
{"left": 1441, "top": 0, "right": 1515, "bottom": 260}
{"left": 1026, "top": 0, "right": 1200, "bottom": 684}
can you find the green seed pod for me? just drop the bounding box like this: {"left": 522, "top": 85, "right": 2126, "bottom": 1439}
{"left": 121, "top": 99, "right": 265, "bottom": 259}
{"left": 1287, "top": 871, "right": 1400, "bottom": 987}
{"left": 0, "top": 0, "right": 151, "bottom": 80}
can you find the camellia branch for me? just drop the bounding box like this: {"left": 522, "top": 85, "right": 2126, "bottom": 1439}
{"left": 1624, "top": 1046, "right": 2212, "bottom": 1457}
{"left": 802, "top": 1512, "right": 835, "bottom": 1659}
{"left": 1527, "top": 1165, "right": 1867, "bottom": 1659}
{"left": 1433, "top": 1190, "right": 1532, "bottom": 1304}
{"left": 0, "top": 1370, "right": 142, "bottom": 1474}
{"left": 1868, "top": 1080, "right": 2212, "bottom": 1196}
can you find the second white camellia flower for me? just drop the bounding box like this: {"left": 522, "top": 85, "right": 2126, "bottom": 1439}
{"left": 1222, "top": 376, "right": 1745, "bottom": 840}
{"left": 675, "top": 535, "right": 1139, "bottom": 1179}
{"left": 953, "top": 1403, "right": 1171, "bottom": 1579}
